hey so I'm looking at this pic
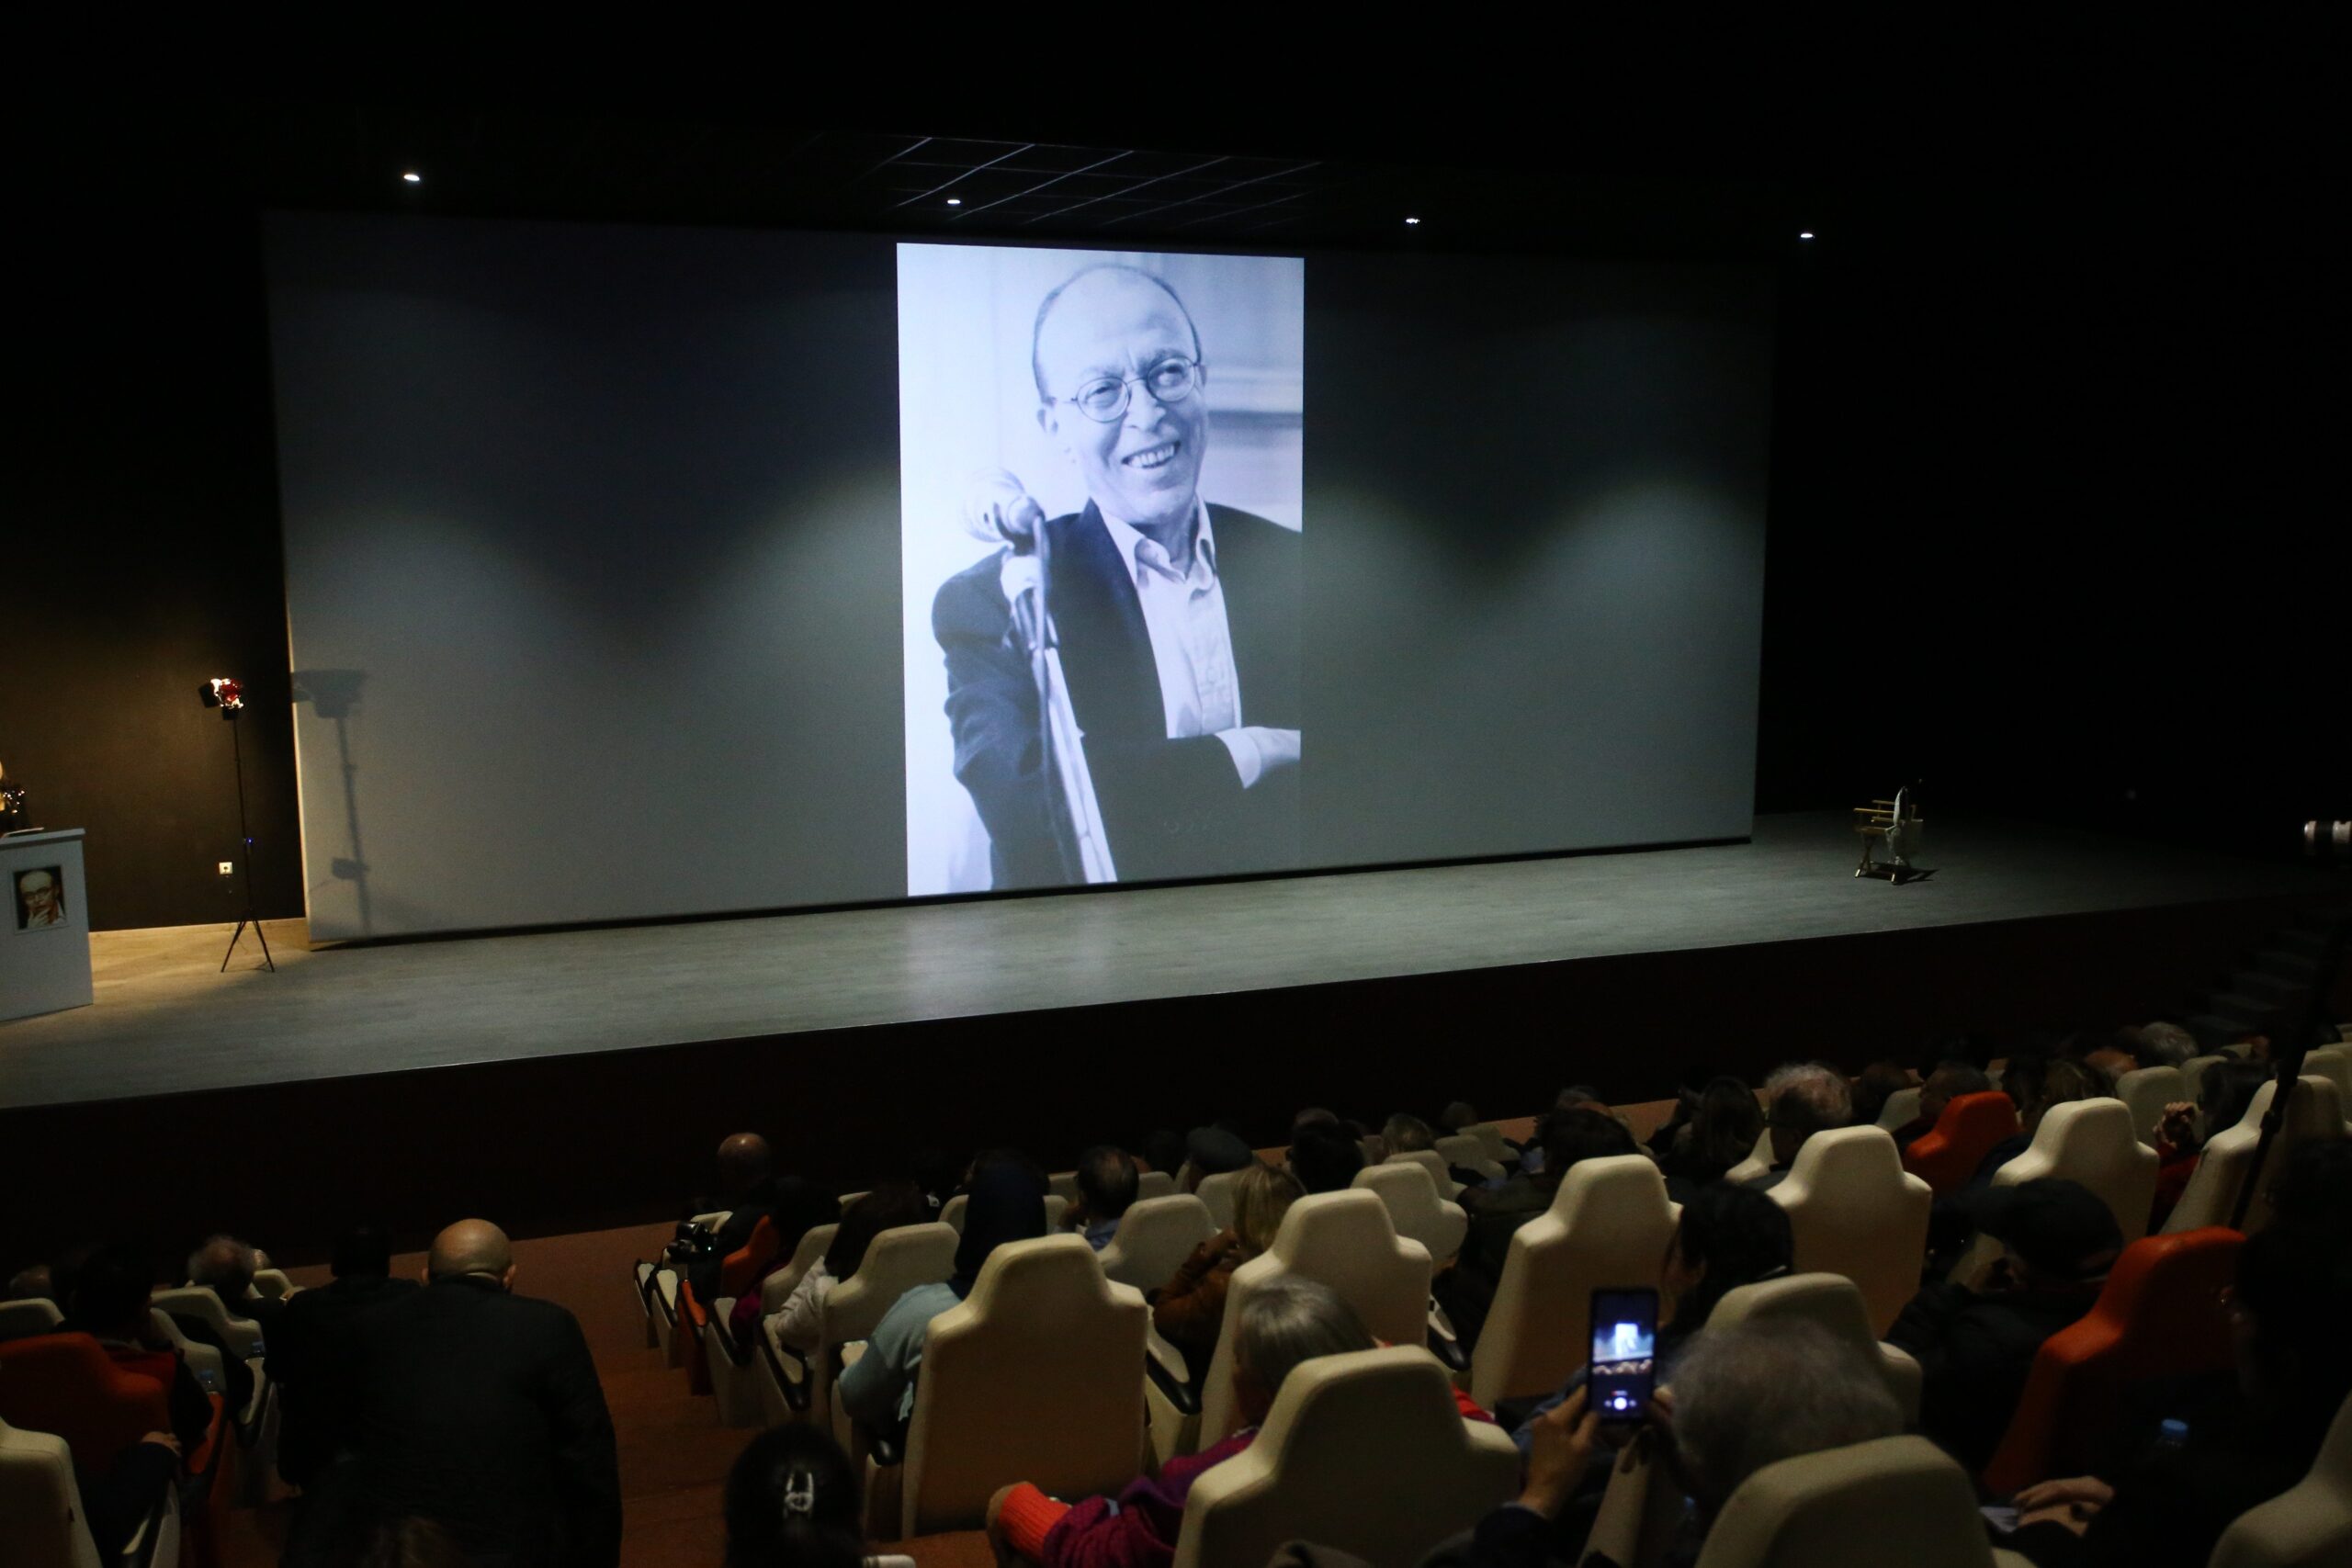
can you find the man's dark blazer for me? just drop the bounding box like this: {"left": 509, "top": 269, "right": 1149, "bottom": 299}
{"left": 264, "top": 1273, "right": 418, "bottom": 1486}
{"left": 933, "top": 500, "right": 1300, "bottom": 889}
{"left": 303, "top": 1276, "right": 620, "bottom": 1568}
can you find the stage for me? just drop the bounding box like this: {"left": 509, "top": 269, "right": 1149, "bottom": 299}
{"left": 1, "top": 813, "right": 2340, "bottom": 1261}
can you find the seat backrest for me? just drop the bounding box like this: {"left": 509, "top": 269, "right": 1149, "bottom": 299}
{"left": 1769, "top": 1127, "right": 1932, "bottom": 1336}
{"left": 761, "top": 1223, "right": 838, "bottom": 1314}
{"left": 1137, "top": 1168, "right": 1177, "bottom": 1201}
{"left": 1468, "top": 1154, "right": 1679, "bottom": 1408}
{"left": 1724, "top": 1125, "right": 1775, "bottom": 1185}
{"left": 1098, "top": 1195, "right": 1217, "bottom": 1294}
{"left": 152, "top": 1285, "right": 265, "bottom": 1360}
{"left": 718, "top": 1214, "right": 781, "bottom": 1298}
{"left": 1047, "top": 1170, "right": 1082, "bottom": 1205}
{"left": 2177, "top": 1055, "right": 2226, "bottom": 1109}
{"left": 1387, "top": 1149, "right": 1463, "bottom": 1199}
{"left": 1709, "top": 1274, "right": 1921, "bottom": 1425}
{"left": 1460, "top": 1122, "right": 1514, "bottom": 1167}
{"left": 1989, "top": 1098, "right": 2160, "bottom": 1243}
{"left": 1432, "top": 1135, "right": 1505, "bottom": 1183}
{"left": 1876, "top": 1085, "right": 1923, "bottom": 1132}
{"left": 818, "top": 1223, "right": 958, "bottom": 1348}
{"left": 1351, "top": 1162, "right": 1469, "bottom": 1264}
{"left": 899, "top": 1235, "right": 1147, "bottom": 1536}
{"left": 1198, "top": 1190, "right": 1432, "bottom": 1447}
{"left": 251, "top": 1269, "right": 296, "bottom": 1301}
{"left": 2113, "top": 1066, "right": 2187, "bottom": 1146}
{"left": 2209, "top": 1390, "right": 2352, "bottom": 1568}
{"left": 146, "top": 1310, "right": 223, "bottom": 1393}
{"left": 1174, "top": 1346, "right": 1518, "bottom": 1568}
{"left": 2165, "top": 1077, "right": 2346, "bottom": 1235}
{"left": 1901, "top": 1091, "right": 2021, "bottom": 1196}
{"left": 0, "top": 1299, "right": 63, "bottom": 1344}
{"left": 1979, "top": 1226, "right": 2243, "bottom": 1495}
{"left": 0, "top": 1333, "right": 172, "bottom": 1476}
{"left": 0, "top": 1416, "right": 105, "bottom": 1568}
{"left": 1193, "top": 1168, "right": 1254, "bottom": 1231}
{"left": 2296, "top": 1047, "right": 2352, "bottom": 1129}
{"left": 1692, "top": 1435, "right": 1996, "bottom": 1568}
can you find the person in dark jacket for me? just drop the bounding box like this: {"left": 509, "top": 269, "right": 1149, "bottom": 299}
{"left": 266, "top": 1223, "right": 419, "bottom": 1486}
{"left": 1440, "top": 1110, "right": 1638, "bottom": 1351}
{"left": 1889, "top": 1178, "right": 2121, "bottom": 1473}
{"left": 291, "top": 1219, "right": 619, "bottom": 1568}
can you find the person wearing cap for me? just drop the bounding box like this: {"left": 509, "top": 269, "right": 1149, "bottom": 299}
{"left": 1889, "top": 1178, "right": 2124, "bottom": 1472}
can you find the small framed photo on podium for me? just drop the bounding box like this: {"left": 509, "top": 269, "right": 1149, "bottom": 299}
{"left": 14, "top": 865, "right": 67, "bottom": 931}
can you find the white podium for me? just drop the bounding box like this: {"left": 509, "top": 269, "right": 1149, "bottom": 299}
{"left": 1, "top": 829, "right": 94, "bottom": 1021}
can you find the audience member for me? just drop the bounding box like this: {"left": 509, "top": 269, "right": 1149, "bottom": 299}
{"left": 726, "top": 1179, "right": 845, "bottom": 1322}
{"left": 6, "top": 1261, "right": 55, "bottom": 1303}
{"left": 1890, "top": 1179, "right": 2122, "bottom": 1472}
{"left": 1442, "top": 1109, "right": 1639, "bottom": 1348}
{"left": 1655, "top": 1076, "right": 1766, "bottom": 1196}
{"left": 1154, "top": 1163, "right": 1305, "bottom": 1375}
{"left": 1894, "top": 1060, "right": 1995, "bottom": 1150}
{"left": 2009, "top": 1220, "right": 2352, "bottom": 1566}
{"left": 186, "top": 1233, "right": 283, "bottom": 1330}
{"left": 58, "top": 1243, "right": 214, "bottom": 1453}
{"left": 1742, "top": 1063, "right": 1852, "bottom": 1190}
{"left": 1292, "top": 1106, "right": 1340, "bottom": 1134}
{"left": 1141, "top": 1128, "right": 1187, "bottom": 1182}
{"left": 1287, "top": 1121, "right": 1365, "bottom": 1194}
{"left": 687, "top": 1133, "right": 781, "bottom": 1303}
{"left": 1067, "top": 1145, "right": 1141, "bottom": 1250}
{"left": 766, "top": 1184, "right": 930, "bottom": 1351}
{"left": 2131, "top": 1021, "right": 2199, "bottom": 1068}
{"left": 1383, "top": 1112, "right": 1437, "bottom": 1156}
{"left": 2148, "top": 1058, "right": 2268, "bottom": 1230}
{"left": 1849, "top": 1060, "right": 1915, "bottom": 1130}
{"left": 1178, "top": 1125, "right": 1256, "bottom": 1191}
{"left": 268, "top": 1223, "right": 420, "bottom": 1485}
{"left": 1967, "top": 1060, "right": 2106, "bottom": 1193}
{"left": 288, "top": 1219, "right": 620, "bottom": 1568}
{"left": 1441, "top": 1100, "right": 1482, "bottom": 1134}
{"left": 987, "top": 1278, "right": 1377, "bottom": 1565}
{"left": 838, "top": 1161, "right": 1046, "bottom": 1441}
{"left": 2003, "top": 1050, "right": 2054, "bottom": 1115}
{"left": 722, "top": 1422, "right": 870, "bottom": 1568}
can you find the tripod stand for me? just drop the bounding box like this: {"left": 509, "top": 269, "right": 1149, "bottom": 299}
{"left": 220, "top": 708, "right": 275, "bottom": 973}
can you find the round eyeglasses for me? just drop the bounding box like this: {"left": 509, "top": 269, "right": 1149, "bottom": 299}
{"left": 1058, "top": 356, "right": 1204, "bottom": 423}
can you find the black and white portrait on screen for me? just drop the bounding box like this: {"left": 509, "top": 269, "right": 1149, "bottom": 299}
{"left": 898, "top": 244, "right": 1304, "bottom": 896}
{"left": 15, "top": 865, "right": 65, "bottom": 931}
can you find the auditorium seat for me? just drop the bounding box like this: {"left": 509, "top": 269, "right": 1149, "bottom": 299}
{"left": 0, "top": 1334, "right": 172, "bottom": 1478}
{"left": 1467, "top": 1153, "right": 1679, "bottom": 1409}
{"left": 2114, "top": 1065, "right": 2188, "bottom": 1146}
{"left": 711, "top": 1224, "right": 834, "bottom": 1430}
{"left": 1387, "top": 1148, "right": 1464, "bottom": 1199}
{"left": 1188, "top": 1191, "right": 1431, "bottom": 1455}
{"left": 1725, "top": 1126, "right": 1775, "bottom": 1185}
{"left": 1980, "top": 1226, "right": 2244, "bottom": 1497}
{"left": 1707, "top": 1275, "right": 1922, "bottom": 1425}
{"left": 2298, "top": 1045, "right": 2352, "bottom": 1129}
{"left": 2209, "top": 1391, "right": 2352, "bottom": 1567}
{"left": 2164, "top": 1076, "right": 2346, "bottom": 1235}
{"left": 151, "top": 1286, "right": 265, "bottom": 1361}
{"left": 1, "top": 1408, "right": 180, "bottom": 1568}
{"left": 809, "top": 1222, "right": 959, "bottom": 1449}
{"left": 2178, "top": 1055, "right": 2227, "bottom": 1111}
{"left": 1351, "top": 1161, "right": 1469, "bottom": 1264}
{"left": 876, "top": 1235, "right": 1147, "bottom": 1539}
{"left": 1433, "top": 1134, "right": 1506, "bottom": 1183}
{"left": 1981, "top": 1099, "right": 2160, "bottom": 1243}
{"left": 1096, "top": 1194, "right": 1216, "bottom": 1294}
{"left": 1901, "top": 1090, "right": 2021, "bottom": 1196}
{"left": 1047, "top": 1170, "right": 1081, "bottom": 1206}
{"left": 1458, "top": 1122, "right": 1515, "bottom": 1167}
{"left": 1136, "top": 1168, "right": 1178, "bottom": 1201}
{"left": 1193, "top": 1167, "right": 1255, "bottom": 1231}
{"left": 1877, "top": 1085, "right": 1924, "bottom": 1131}
{"left": 677, "top": 1216, "right": 781, "bottom": 1394}
{"left": 0, "top": 1298, "right": 62, "bottom": 1343}
{"left": 1171, "top": 1346, "right": 1517, "bottom": 1568}
{"left": 1768, "top": 1127, "right": 1932, "bottom": 1336}
{"left": 1692, "top": 1435, "right": 2035, "bottom": 1568}
{"left": 249, "top": 1269, "right": 296, "bottom": 1302}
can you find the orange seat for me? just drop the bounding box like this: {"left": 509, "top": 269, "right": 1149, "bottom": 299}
{"left": 0, "top": 1332, "right": 169, "bottom": 1476}
{"left": 1980, "top": 1226, "right": 2243, "bottom": 1497}
{"left": 683, "top": 1215, "right": 781, "bottom": 1397}
{"left": 719, "top": 1215, "right": 782, "bottom": 1298}
{"left": 1901, "top": 1090, "right": 2020, "bottom": 1195}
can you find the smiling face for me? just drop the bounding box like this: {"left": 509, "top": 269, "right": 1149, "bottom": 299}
{"left": 1034, "top": 268, "right": 1207, "bottom": 534}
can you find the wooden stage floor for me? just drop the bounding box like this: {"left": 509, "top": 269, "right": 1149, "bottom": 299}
{"left": 0, "top": 812, "right": 2332, "bottom": 1112}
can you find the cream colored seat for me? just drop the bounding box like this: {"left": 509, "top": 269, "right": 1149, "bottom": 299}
{"left": 1877, "top": 1085, "right": 1923, "bottom": 1131}
{"left": 1989, "top": 1099, "right": 2160, "bottom": 1243}
{"left": 1, "top": 1411, "right": 180, "bottom": 1568}
{"left": 2299, "top": 1046, "right": 2352, "bottom": 1131}
{"left": 250, "top": 1269, "right": 297, "bottom": 1302}
{"left": 1765, "top": 1127, "right": 1931, "bottom": 1336}
{"left": 2178, "top": 1055, "right": 2227, "bottom": 1107}
{"left": 1708, "top": 1274, "right": 1922, "bottom": 1424}
{"left": 2115, "top": 1066, "right": 2188, "bottom": 1146}
{"left": 1725, "top": 1126, "right": 1776, "bottom": 1185}
{"left": 152, "top": 1286, "right": 265, "bottom": 1361}
{"left": 1048, "top": 1170, "right": 1082, "bottom": 1205}
{"left": 1193, "top": 1168, "right": 1254, "bottom": 1231}
{"left": 1388, "top": 1148, "right": 1464, "bottom": 1200}
{"left": 711, "top": 1224, "right": 838, "bottom": 1430}
{"left": 1158, "top": 1190, "right": 1432, "bottom": 1465}
{"left": 1172, "top": 1346, "right": 1517, "bottom": 1568}
{"left": 1434, "top": 1134, "right": 1506, "bottom": 1183}
{"left": 0, "top": 1299, "right": 63, "bottom": 1343}
{"left": 1137, "top": 1169, "right": 1178, "bottom": 1201}
{"left": 2210, "top": 1390, "right": 2352, "bottom": 1567}
{"left": 883, "top": 1235, "right": 1147, "bottom": 1539}
{"left": 1098, "top": 1194, "right": 1217, "bottom": 1294}
{"left": 1351, "top": 1162, "right": 1468, "bottom": 1264}
{"left": 808, "top": 1222, "right": 960, "bottom": 1447}
{"left": 1460, "top": 1122, "right": 1515, "bottom": 1167}
{"left": 942, "top": 1193, "right": 1067, "bottom": 1234}
{"left": 2165, "top": 1076, "right": 2346, "bottom": 1235}
{"left": 1468, "top": 1154, "right": 1679, "bottom": 1409}
{"left": 1693, "top": 1434, "right": 2031, "bottom": 1568}
{"left": 743, "top": 1223, "right": 839, "bottom": 1427}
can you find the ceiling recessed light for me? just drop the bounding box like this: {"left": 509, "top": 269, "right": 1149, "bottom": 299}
{"left": 401, "top": 172, "right": 423, "bottom": 184}
{"left": 1798, "top": 231, "right": 1815, "bottom": 240}
{"left": 1404, "top": 216, "right": 1421, "bottom": 226}
{"left": 945, "top": 197, "right": 962, "bottom": 207}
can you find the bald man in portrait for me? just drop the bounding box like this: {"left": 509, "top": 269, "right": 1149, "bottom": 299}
{"left": 291, "top": 1220, "right": 619, "bottom": 1568}
{"left": 933, "top": 264, "right": 1302, "bottom": 889}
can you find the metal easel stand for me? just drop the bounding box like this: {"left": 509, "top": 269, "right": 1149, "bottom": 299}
{"left": 220, "top": 710, "right": 276, "bottom": 974}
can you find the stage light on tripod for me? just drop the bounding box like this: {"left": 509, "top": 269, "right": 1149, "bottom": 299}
{"left": 198, "top": 677, "right": 245, "bottom": 716}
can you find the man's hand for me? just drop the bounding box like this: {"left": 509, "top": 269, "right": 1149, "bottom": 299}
{"left": 964, "top": 468, "right": 1046, "bottom": 547}
{"left": 2158, "top": 1102, "right": 2197, "bottom": 1147}
{"left": 2016, "top": 1474, "right": 2113, "bottom": 1534}
{"left": 1518, "top": 1386, "right": 1601, "bottom": 1519}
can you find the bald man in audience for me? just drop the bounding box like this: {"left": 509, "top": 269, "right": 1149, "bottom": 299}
{"left": 291, "top": 1220, "right": 619, "bottom": 1568}
{"left": 688, "top": 1131, "right": 781, "bottom": 1303}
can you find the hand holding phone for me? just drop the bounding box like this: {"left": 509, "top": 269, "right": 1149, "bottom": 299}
{"left": 1589, "top": 1287, "right": 1661, "bottom": 1432}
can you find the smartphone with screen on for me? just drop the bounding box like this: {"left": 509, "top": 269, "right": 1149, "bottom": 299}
{"left": 1589, "top": 1287, "right": 1661, "bottom": 1431}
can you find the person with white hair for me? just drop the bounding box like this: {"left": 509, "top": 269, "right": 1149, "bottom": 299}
{"left": 1741, "top": 1063, "right": 1855, "bottom": 1191}
{"left": 187, "top": 1233, "right": 284, "bottom": 1331}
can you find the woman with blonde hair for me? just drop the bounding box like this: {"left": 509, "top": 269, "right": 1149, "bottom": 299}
{"left": 1151, "top": 1162, "right": 1303, "bottom": 1374}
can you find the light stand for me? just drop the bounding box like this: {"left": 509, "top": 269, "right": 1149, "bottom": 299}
{"left": 201, "top": 678, "right": 275, "bottom": 973}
